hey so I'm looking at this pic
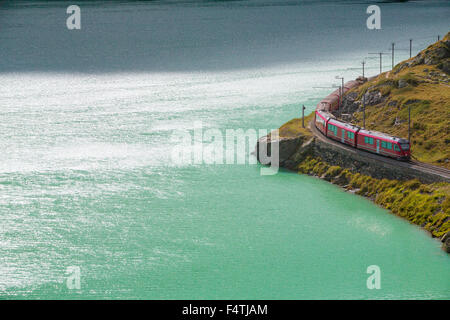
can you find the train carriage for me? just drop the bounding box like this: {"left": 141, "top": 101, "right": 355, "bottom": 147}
{"left": 315, "top": 110, "right": 333, "bottom": 135}
{"left": 326, "top": 118, "right": 360, "bottom": 147}
{"left": 313, "top": 78, "right": 411, "bottom": 161}
{"left": 318, "top": 89, "right": 341, "bottom": 111}
{"left": 343, "top": 80, "right": 360, "bottom": 93}
{"left": 357, "top": 129, "right": 411, "bottom": 160}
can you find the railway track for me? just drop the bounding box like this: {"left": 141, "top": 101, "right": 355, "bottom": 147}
{"left": 409, "top": 160, "right": 450, "bottom": 178}
{"left": 308, "top": 119, "right": 450, "bottom": 182}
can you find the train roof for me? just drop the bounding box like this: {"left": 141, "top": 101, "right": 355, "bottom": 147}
{"left": 316, "top": 109, "right": 331, "bottom": 114}
{"left": 329, "top": 89, "right": 341, "bottom": 96}
{"left": 343, "top": 80, "right": 360, "bottom": 90}
{"left": 322, "top": 94, "right": 339, "bottom": 103}
{"left": 316, "top": 109, "right": 334, "bottom": 118}
{"left": 359, "top": 128, "right": 409, "bottom": 143}
{"left": 328, "top": 118, "right": 360, "bottom": 131}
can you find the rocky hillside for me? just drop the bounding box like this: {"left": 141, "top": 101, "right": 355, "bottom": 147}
{"left": 339, "top": 32, "right": 450, "bottom": 168}
{"left": 262, "top": 33, "right": 450, "bottom": 252}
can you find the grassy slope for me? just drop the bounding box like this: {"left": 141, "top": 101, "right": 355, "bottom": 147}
{"left": 348, "top": 33, "right": 450, "bottom": 168}
{"left": 278, "top": 113, "right": 314, "bottom": 138}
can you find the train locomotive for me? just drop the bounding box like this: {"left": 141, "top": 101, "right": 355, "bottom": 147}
{"left": 314, "top": 81, "right": 411, "bottom": 161}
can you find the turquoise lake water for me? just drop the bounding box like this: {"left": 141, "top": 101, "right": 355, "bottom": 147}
{"left": 0, "top": 0, "right": 449, "bottom": 299}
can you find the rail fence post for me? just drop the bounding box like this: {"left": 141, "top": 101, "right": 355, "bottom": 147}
{"left": 409, "top": 39, "right": 412, "bottom": 58}
{"left": 391, "top": 42, "right": 395, "bottom": 69}
{"left": 379, "top": 52, "right": 382, "bottom": 74}
{"left": 363, "top": 91, "right": 366, "bottom": 129}
{"left": 302, "top": 105, "right": 306, "bottom": 128}
{"left": 408, "top": 105, "right": 411, "bottom": 143}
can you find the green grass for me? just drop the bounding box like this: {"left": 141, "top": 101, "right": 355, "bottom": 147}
{"left": 278, "top": 112, "right": 314, "bottom": 138}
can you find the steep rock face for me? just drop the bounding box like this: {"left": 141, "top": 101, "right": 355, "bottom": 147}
{"left": 339, "top": 91, "right": 359, "bottom": 115}
{"left": 338, "top": 89, "right": 387, "bottom": 117}
{"left": 255, "top": 134, "right": 307, "bottom": 169}
{"left": 394, "top": 32, "right": 450, "bottom": 75}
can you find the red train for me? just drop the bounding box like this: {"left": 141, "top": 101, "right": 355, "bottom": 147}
{"left": 314, "top": 81, "right": 411, "bottom": 160}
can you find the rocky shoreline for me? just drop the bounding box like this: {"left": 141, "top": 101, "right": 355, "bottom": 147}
{"left": 255, "top": 124, "right": 450, "bottom": 253}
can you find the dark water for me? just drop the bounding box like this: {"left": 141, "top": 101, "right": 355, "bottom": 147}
{"left": 0, "top": 0, "right": 449, "bottom": 299}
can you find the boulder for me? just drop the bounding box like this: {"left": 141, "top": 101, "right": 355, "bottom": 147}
{"left": 437, "top": 60, "right": 450, "bottom": 74}
{"left": 442, "top": 232, "right": 450, "bottom": 253}
{"left": 394, "top": 117, "right": 405, "bottom": 126}
{"left": 364, "top": 90, "right": 385, "bottom": 106}
{"left": 398, "top": 79, "right": 408, "bottom": 88}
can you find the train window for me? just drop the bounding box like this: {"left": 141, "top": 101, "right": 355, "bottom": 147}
{"left": 328, "top": 124, "right": 337, "bottom": 135}
{"left": 400, "top": 143, "right": 410, "bottom": 150}
{"left": 347, "top": 132, "right": 354, "bottom": 139}
{"left": 394, "top": 144, "right": 400, "bottom": 151}
{"left": 381, "top": 141, "right": 392, "bottom": 149}
{"left": 364, "top": 137, "right": 374, "bottom": 144}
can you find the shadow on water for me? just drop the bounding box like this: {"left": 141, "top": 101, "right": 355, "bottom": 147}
{"left": 0, "top": 0, "right": 448, "bottom": 73}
